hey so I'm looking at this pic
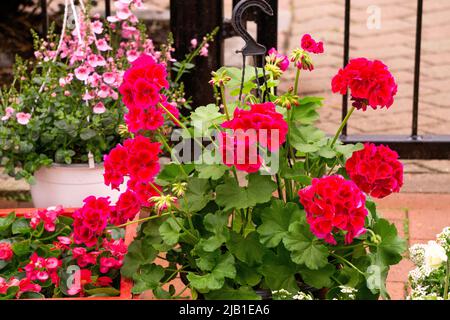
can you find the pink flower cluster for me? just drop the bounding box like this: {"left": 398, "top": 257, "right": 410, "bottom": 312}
{"left": 267, "top": 48, "right": 290, "bottom": 72}
{"left": 0, "top": 242, "right": 13, "bottom": 261}
{"left": 298, "top": 175, "right": 368, "bottom": 245}
{"left": 25, "top": 205, "right": 64, "bottom": 232}
{"left": 331, "top": 58, "right": 398, "bottom": 110}
{"left": 0, "top": 277, "right": 41, "bottom": 298}
{"left": 1, "top": 107, "right": 32, "bottom": 125}
{"left": 346, "top": 143, "right": 404, "bottom": 199}
{"left": 24, "top": 253, "right": 61, "bottom": 285}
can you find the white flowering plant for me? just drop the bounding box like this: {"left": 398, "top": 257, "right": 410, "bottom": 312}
{"left": 407, "top": 227, "right": 450, "bottom": 300}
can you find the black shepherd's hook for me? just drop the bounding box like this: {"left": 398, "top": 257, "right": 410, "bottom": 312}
{"left": 232, "top": 0, "right": 274, "bottom": 103}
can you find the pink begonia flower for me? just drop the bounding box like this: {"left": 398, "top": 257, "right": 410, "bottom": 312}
{"left": 126, "top": 50, "right": 139, "bottom": 62}
{"left": 59, "top": 78, "right": 67, "bottom": 87}
{"left": 98, "top": 85, "right": 111, "bottom": 98}
{"left": 115, "top": 2, "right": 132, "bottom": 20}
{"left": 191, "top": 39, "right": 198, "bottom": 48}
{"left": 96, "top": 39, "right": 112, "bottom": 51}
{"left": 103, "top": 72, "right": 116, "bottom": 85}
{"left": 107, "top": 16, "right": 119, "bottom": 23}
{"left": 93, "top": 102, "right": 106, "bottom": 114}
{"left": 1, "top": 107, "right": 14, "bottom": 121}
{"left": 64, "top": 90, "right": 71, "bottom": 96}
{"left": 82, "top": 92, "right": 95, "bottom": 101}
{"left": 16, "top": 112, "right": 31, "bottom": 125}
{"left": 74, "top": 66, "right": 91, "bottom": 81}
{"left": 88, "top": 73, "right": 101, "bottom": 87}
{"left": 91, "top": 20, "right": 103, "bottom": 34}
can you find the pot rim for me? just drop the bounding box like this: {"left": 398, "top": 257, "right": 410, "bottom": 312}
{"left": 44, "top": 162, "right": 105, "bottom": 169}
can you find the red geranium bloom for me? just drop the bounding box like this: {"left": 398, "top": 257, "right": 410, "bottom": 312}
{"left": 298, "top": 175, "right": 368, "bottom": 245}
{"left": 125, "top": 105, "right": 165, "bottom": 133}
{"left": 331, "top": 58, "right": 397, "bottom": 110}
{"left": 126, "top": 178, "right": 161, "bottom": 207}
{"left": 219, "top": 131, "right": 262, "bottom": 173}
{"left": 222, "top": 102, "right": 288, "bottom": 152}
{"left": 301, "top": 34, "right": 324, "bottom": 54}
{"left": 73, "top": 196, "right": 112, "bottom": 247}
{"left": 110, "top": 190, "right": 141, "bottom": 225}
{"left": 346, "top": 143, "right": 403, "bottom": 199}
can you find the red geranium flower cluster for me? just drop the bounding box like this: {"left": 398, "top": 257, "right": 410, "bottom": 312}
{"left": 0, "top": 242, "right": 13, "bottom": 261}
{"left": 346, "top": 143, "right": 403, "bottom": 199}
{"left": 222, "top": 102, "right": 288, "bottom": 152}
{"left": 73, "top": 196, "right": 113, "bottom": 247}
{"left": 331, "top": 58, "right": 398, "bottom": 111}
{"left": 301, "top": 34, "right": 324, "bottom": 54}
{"left": 25, "top": 205, "right": 64, "bottom": 232}
{"left": 104, "top": 135, "right": 162, "bottom": 189}
{"left": 219, "top": 131, "right": 262, "bottom": 173}
{"left": 219, "top": 102, "right": 288, "bottom": 173}
{"left": 118, "top": 54, "right": 179, "bottom": 133}
{"left": 298, "top": 175, "right": 368, "bottom": 245}
{"left": 24, "top": 253, "right": 61, "bottom": 285}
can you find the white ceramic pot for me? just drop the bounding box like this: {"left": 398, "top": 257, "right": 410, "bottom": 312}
{"left": 30, "top": 163, "right": 125, "bottom": 208}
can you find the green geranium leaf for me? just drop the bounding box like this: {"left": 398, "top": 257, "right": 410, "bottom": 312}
{"left": 204, "top": 286, "right": 261, "bottom": 300}
{"left": 299, "top": 264, "right": 335, "bottom": 289}
{"left": 283, "top": 221, "right": 329, "bottom": 270}
{"left": 79, "top": 128, "right": 97, "bottom": 140}
{"left": 259, "top": 246, "right": 299, "bottom": 293}
{"left": 187, "top": 252, "right": 236, "bottom": 293}
{"left": 159, "top": 217, "right": 183, "bottom": 246}
{"left": 235, "top": 261, "right": 262, "bottom": 287}
{"left": 371, "top": 218, "right": 406, "bottom": 266}
{"left": 226, "top": 231, "right": 265, "bottom": 266}
{"left": 291, "top": 97, "right": 323, "bottom": 125}
{"left": 289, "top": 125, "right": 327, "bottom": 153}
{"left": 0, "top": 212, "right": 15, "bottom": 232}
{"left": 179, "top": 177, "right": 212, "bottom": 212}
{"left": 156, "top": 163, "right": 194, "bottom": 185}
{"left": 121, "top": 239, "right": 158, "bottom": 278}
{"left": 132, "top": 264, "right": 165, "bottom": 294}
{"left": 196, "top": 164, "right": 228, "bottom": 180}
{"left": 215, "top": 175, "right": 277, "bottom": 211}
{"left": 257, "top": 200, "right": 304, "bottom": 248}
{"left": 190, "top": 104, "right": 225, "bottom": 132}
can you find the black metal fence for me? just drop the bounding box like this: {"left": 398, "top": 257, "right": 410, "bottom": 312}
{"left": 37, "top": 0, "right": 450, "bottom": 159}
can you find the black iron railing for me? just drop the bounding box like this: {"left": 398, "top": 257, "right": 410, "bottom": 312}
{"left": 36, "top": 0, "right": 450, "bottom": 159}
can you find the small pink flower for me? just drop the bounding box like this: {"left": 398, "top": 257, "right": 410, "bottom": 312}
{"left": 57, "top": 236, "right": 72, "bottom": 245}
{"left": 82, "top": 92, "right": 95, "bottom": 101}
{"left": 96, "top": 39, "right": 112, "bottom": 52}
{"left": 51, "top": 92, "right": 57, "bottom": 98}
{"left": 16, "top": 112, "right": 31, "bottom": 125}
{"left": 64, "top": 90, "right": 71, "bottom": 96}
{"left": 200, "top": 44, "right": 209, "bottom": 57}
{"left": 45, "top": 257, "right": 59, "bottom": 269}
{"left": 91, "top": 20, "right": 103, "bottom": 34}
{"left": 93, "top": 102, "right": 106, "bottom": 114}
{"left": 1, "top": 107, "right": 14, "bottom": 121}
{"left": 126, "top": 49, "right": 139, "bottom": 62}
{"left": 75, "top": 66, "right": 91, "bottom": 81}
{"left": 59, "top": 78, "right": 67, "bottom": 87}
{"left": 190, "top": 38, "right": 198, "bottom": 48}
{"left": 103, "top": 72, "right": 116, "bottom": 85}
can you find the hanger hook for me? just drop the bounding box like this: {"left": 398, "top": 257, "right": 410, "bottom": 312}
{"left": 232, "top": 0, "right": 274, "bottom": 57}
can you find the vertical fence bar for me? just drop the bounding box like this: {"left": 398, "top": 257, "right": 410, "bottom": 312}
{"left": 412, "top": 0, "right": 423, "bottom": 138}
{"left": 256, "top": 0, "right": 278, "bottom": 66}
{"left": 105, "top": 0, "right": 111, "bottom": 17}
{"left": 341, "top": 0, "right": 351, "bottom": 136}
{"left": 40, "top": 0, "right": 48, "bottom": 37}
{"left": 170, "top": 0, "right": 223, "bottom": 110}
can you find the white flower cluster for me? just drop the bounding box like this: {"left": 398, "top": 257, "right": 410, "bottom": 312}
{"left": 292, "top": 291, "right": 314, "bottom": 300}
{"left": 407, "top": 227, "right": 450, "bottom": 300}
{"left": 437, "top": 227, "right": 450, "bottom": 253}
{"left": 271, "top": 289, "right": 315, "bottom": 300}
{"left": 339, "top": 286, "right": 358, "bottom": 300}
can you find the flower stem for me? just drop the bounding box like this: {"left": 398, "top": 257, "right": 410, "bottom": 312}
{"left": 294, "top": 68, "right": 301, "bottom": 95}
{"left": 275, "top": 174, "right": 285, "bottom": 202}
{"left": 330, "top": 106, "right": 356, "bottom": 148}
{"left": 149, "top": 181, "right": 164, "bottom": 196}
{"left": 444, "top": 257, "right": 450, "bottom": 300}
{"left": 107, "top": 212, "right": 171, "bottom": 229}
{"left": 330, "top": 252, "right": 365, "bottom": 276}
{"left": 220, "top": 85, "right": 230, "bottom": 121}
